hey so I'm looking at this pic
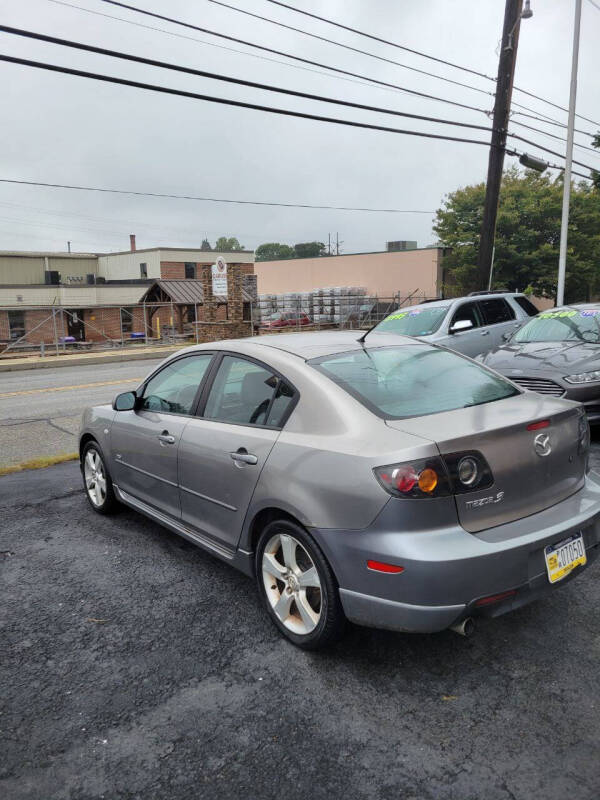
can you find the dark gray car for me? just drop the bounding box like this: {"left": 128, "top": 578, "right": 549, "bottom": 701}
{"left": 482, "top": 305, "right": 600, "bottom": 423}
{"left": 79, "top": 331, "right": 600, "bottom": 649}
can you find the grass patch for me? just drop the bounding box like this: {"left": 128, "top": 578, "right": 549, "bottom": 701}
{"left": 0, "top": 452, "right": 78, "bottom": 477}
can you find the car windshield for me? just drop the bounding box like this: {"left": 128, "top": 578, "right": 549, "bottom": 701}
{"left": 513, "top": 309, "right": 600, "bottom": 344}
{"left": 372, "top": 306, "right": 448, "bottom": 337}
{"left": 310, "top": 345, "right": 519, "bottom": 419}
{"left": 269, "top": 313, "right": 282, "bottom": 320}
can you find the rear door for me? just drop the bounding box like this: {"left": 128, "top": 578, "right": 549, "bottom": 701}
{"left": 478, "top": 297, "right": 517, "bottom": 349}
{"left": 110, "top": 353, "right": 214, "bottom": 518}
{"left": 178, "top": 354, "right": 297, "bottom": 549}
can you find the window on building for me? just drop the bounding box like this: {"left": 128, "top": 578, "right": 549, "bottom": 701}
{"left": 140, "top": 262, "right": 148, "bottom": 278}
{"left": 120, "top": 307, "right": 134, "bottom": 334}
{"left": 184, "top": 262, "right": 196, "bottom": 279}
{"left": 186, "top": 305, "right": 196, "bottom": 323}
{"left": 8, "top": 310, "right": 25, "bottom": 341}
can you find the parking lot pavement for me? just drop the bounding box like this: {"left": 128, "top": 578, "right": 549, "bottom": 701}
{"left": 2, "top": 457, "right": 600, "bottom": 800}
{"left": 0, "top": 359, "right": 163, "bottom": 467}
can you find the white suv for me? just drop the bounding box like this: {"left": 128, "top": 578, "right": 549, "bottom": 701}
{"left": 370, "top": 292, "right": 539, "bottom": 358}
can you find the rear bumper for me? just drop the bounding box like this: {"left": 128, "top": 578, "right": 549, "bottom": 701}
{"left": 311, "top": 474, "right": 600, "bottom": 633}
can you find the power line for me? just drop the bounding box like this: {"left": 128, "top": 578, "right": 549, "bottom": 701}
{"left": 48, "top": 0, "right": 491, "bottom": 117}
{"left": 587, "top": 0, "right": 600, "bottom": 11}
{"left": 261, "top": 0, "right": 600, "bottom": 130}
{"left": 0, "top": 178, "right": 436, "bottom": 214}
{"left": 509, "top": 118, "right": 600, "bottom": 156}
{"left": 507, "top": 131, "right": 596, "bottom": 172}
{"left": 0, "top": 53, "right": 497, "bottom": 148}
{"left": 511, "top": 109, "right": 594, "bottom": 137}
{"left": 0, "top": 26, "right": 494, "bottom": 133}
{"left": 104, "top": 0, "right": 496, "bottom": 99}
{"left": 262, "top": 0, "right": 496, "bottom": 82}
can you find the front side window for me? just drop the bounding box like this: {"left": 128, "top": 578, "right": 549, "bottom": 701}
{"left": 311, "top": 345, "right": 518, "bottom": 420}
{"left": 374, "top": 306, "right": 448, "bottom": 337}
{"left": 479, "top": 298, "right": 515, "bottom": 325}
{"left": 204, "top": 356, "right": 291, "bottom": 426}
{"left": 450, "top": 302, "right": 482, "bottom": 330}
{"left": 514, "top": 309, "right": 600, "bottom": 344}
{"left": 141, "top": 354, "right": 213, "bottom": 415}
{"left": 8, "top": 310, "right": 25, "bottom": 341}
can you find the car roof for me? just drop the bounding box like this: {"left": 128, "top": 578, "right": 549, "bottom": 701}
{"left": 389, "top": 292, "right": 524, "bottom": 315}
{"left": 253, "top": 330, "right": 417, "bottom": 359}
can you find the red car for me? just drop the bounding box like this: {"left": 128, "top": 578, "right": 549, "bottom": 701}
{"left": 261, "top": 311, "right": 311, "bottom": 329}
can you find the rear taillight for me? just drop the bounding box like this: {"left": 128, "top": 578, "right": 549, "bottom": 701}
{"left": 442, "top": 451, "right": 494, "bottom": 495}
{"left": 578, "top": 412, "right": 590, "bottom": 469}
{"left": 374, "top": 451, "right": 494, "bottom": 499}
{"left": 374, "top": 457, "right": 452, "bottom": 499}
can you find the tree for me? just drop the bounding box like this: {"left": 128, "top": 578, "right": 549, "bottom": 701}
{"left": 293, "top": 241, "right": 327, "bottom": 259}
{"left": 200, "top": 238, "right": 212, "bottom": 251}
{"left": 215, "top": 236, "right": 244, "bottom": 251}
{"left": 592, "top": 132, "right": 600, "bottom": 192}
{"left": 434, "top": 166, "right": 600, "bottom": 303}
{"left": 255, "top": 242, "right": 295, "bottom": 261}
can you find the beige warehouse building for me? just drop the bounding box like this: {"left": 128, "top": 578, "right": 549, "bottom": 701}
{"left": 254, "top": 246, "right": 446, "bottom": 298}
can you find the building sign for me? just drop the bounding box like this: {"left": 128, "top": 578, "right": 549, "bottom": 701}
{"left": 211, "top": 256, "right": 228, "bottom": 297}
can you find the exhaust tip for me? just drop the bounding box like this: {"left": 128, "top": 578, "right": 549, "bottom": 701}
{"left": 450, "top": 617, "right": 475, "bottom": 637}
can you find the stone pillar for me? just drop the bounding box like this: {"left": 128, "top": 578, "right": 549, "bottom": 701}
{"left": 200, "top": 263, "right": 217, "bottom": 322}
{"left": 227, "top": 265, "right": 244, "bottom": 323}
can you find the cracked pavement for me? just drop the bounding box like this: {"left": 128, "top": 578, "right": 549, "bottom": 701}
{"left": 2, "top": 452, "right": 600, "bottom": 800}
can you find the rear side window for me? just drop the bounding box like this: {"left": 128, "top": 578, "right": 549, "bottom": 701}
{"left": 310, "top": 345, "right": 518, "bottom": 420}
{"left": 450, "top": 302, "right": 482, "bottom": 329}
{"left": 514, "top": 296, "right": 539, "bottom": 316}
{"left": 203, "top": 356, "right": 295, "bottom": 427}
{"left": 479, "top": 298, "right": 515, "bottom": 325}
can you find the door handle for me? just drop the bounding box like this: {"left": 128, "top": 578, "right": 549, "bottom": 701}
{"left": 157, "top": 432, "right": 176, "bottom": 445}
{"left": 480, "top": 330, "right": 490, "bottom": 336}
{"left": 230, "top": 450, "right": 258, "bottom": 465}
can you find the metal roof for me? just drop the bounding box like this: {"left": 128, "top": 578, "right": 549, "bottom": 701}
{"left": 138, "top": 279, "right": 254, "bottom": 304}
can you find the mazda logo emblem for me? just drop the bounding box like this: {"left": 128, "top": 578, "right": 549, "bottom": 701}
{"left": 534, "top": 433, "right": 552, "bottom": 457}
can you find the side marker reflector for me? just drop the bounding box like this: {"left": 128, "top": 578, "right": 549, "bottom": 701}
{"left": 367, "top": 560, "right": 405, "bottom": 574}
{"left": 475, "top": 590, "right": 517, "bottom": 607}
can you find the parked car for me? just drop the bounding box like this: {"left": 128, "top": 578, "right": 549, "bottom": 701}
{"left": 482, "top": 304, "right": 600, "bottom": 423}
{"left": 370, "top": 292, "right": 539, "bottom": 358}
{"left": 260, "top": 311, "right": 311, "bottom": 329}
{"left": 80, "top": 331, "right": 600, "bottom": 649}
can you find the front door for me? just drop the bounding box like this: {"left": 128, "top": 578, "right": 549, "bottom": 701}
{"left": 110, "top": 353, "right": 214, "bottom": 518}
{"left": 440, "top": 301, "right": 490, "bottom": 357}
{"left": 67, "top": 309, "right": 85, "bottom": 340}
{"left": 178, "top": 354, "right": 296, "bottom": 548}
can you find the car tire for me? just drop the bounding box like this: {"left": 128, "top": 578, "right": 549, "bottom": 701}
{"left": 256, "top": 519, "right": 345, "bottom": 650}
{"left": 81, "top": 441, "right": 119, "bottom": 515}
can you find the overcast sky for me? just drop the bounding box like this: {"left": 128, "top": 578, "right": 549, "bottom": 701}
{"left": 0, "top": 0, "right": 598, "bottom": 255}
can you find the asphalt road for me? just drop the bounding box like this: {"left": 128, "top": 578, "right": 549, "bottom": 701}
{"left": 0, "top": 359, "right": 164, "bottom": 467}
{"left": 2, "top": 453, "right": 600, "bottom": 800}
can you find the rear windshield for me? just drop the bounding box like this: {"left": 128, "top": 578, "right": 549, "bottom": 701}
{"left": 310, "top": 345, "right": 519, "bottom": 419}
{"left": 373, "top": 306, "right": 448, "bottom": 337}
{"left": 514, "top": 309, "right": 600, "bottom": 343}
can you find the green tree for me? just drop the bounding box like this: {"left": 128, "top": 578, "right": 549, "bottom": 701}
{"left": 434, "top": 166, "right": 600, "bottom": 302}
{"left": 215, "top": 236, "right": 244, "bottom": 251}
{"left": 255, "top": 242, "right": 296, "bottom": 261}
{"left": 592, "top": 131, "right": 600, "bottom": 191}
{"left": 293, "top": 241, "right": 327, "bottom": 259}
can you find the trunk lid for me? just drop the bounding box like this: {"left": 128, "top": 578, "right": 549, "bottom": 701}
{"left": 386, "top": 393, "right": 586, "bottom": 533}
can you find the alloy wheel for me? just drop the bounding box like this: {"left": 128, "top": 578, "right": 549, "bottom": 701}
{"left": 84, "top": 448, "right": 107, "bottom": 508}
{"left": 261, "top": 532, "right": 322, "bottom": 635}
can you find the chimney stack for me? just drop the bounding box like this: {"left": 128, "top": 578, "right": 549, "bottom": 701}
{"left": 130, "top": 234, "right": 136, "bottom": 252}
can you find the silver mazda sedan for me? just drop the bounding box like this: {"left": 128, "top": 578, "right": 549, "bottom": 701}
{"left": 79, "top": 331, "right": 600, "bottom": 649}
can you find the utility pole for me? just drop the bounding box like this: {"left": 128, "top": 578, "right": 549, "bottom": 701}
{"left": 335, "top": 232, "right": 343, "bottom": 256}
{"left": 477, "top": 0, "right": 525, "bottom": 289}
{"left": 556, "top": 0, "right": 582, "bottom": 307}
{"left": 328, "top": 233, "right": 331, "bottom": 256}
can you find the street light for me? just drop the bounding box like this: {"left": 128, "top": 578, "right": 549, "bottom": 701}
{"left": 506, "top": 0, "right": 533, "bottom": 50}
{"left": 521, "top": 1, "right": 533, "bottom": 20}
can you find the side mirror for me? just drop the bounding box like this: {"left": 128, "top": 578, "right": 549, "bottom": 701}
{"left": 449, "top": 319, "right": 473, "bottom": 334}
{"left": 502, "top": 331, "right": 512, "bottom": 342}
{"left": 113, "top": 391, "right": 137, "bottom": 411}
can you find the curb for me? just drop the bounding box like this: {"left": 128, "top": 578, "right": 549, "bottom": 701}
{"left": 0, "top": 346, "right": 187, "bottom": 373}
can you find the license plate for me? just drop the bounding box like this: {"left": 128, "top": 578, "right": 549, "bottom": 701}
{"left": 544, "top": 533, "right": 587, "bottom": 584}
